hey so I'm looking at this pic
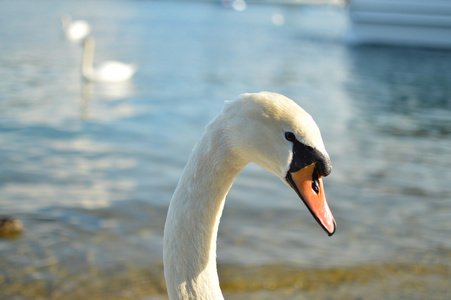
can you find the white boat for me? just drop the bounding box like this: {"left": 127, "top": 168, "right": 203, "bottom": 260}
{"left": 347, "top": 0, "right": 451, "bottom": 48}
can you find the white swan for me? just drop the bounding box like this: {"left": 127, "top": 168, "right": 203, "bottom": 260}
{"left": 82, "top": 36, "right": 136, "bottom": 83}
{"left": 61, "top": 14, "right": 91, "bottom": 42}
{"left": 163, "top": 92, "right": 336, "bottom": 299}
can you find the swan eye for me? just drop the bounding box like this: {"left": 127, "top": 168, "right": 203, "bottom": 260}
{"left": 285, "top": 132, "right": 296, "bottom": 142}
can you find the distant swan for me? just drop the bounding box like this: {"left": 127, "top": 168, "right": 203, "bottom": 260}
{"left": 82, "top": 36, "right": 136, "bottom": 83}
{"left": 163, "top": 92, "right": 336, "bottom": 299}
{"left": 61, "top": 14, "right": 91, "bottom": 42}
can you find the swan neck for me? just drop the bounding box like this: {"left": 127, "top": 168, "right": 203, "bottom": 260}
{"left": 164, "top": 117, "right": 246, "bottom": 300}
{"left": 82, "top": 39, "right": 94, "bottom": 79}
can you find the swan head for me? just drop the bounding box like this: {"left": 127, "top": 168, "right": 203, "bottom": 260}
{"left": 224, "top": 91, "right": 335, "bottom": 235}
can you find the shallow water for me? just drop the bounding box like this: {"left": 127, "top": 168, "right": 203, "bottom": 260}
{"left": 1, "top": 0, "right": 450, "bottom": 299}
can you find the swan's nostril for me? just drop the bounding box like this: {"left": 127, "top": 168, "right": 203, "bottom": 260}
{"left": 312, "top": 180, "right": 320, "bottom": 194}
{"left": 311, "top": 169, "right": 320, "bottom": 194}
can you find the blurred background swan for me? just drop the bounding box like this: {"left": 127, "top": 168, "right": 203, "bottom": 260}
{"left": 61, "top": 14, "right": 91, "bottom": 42}
{"left": 82, "top": 36, "right": 137, "bottom": 82}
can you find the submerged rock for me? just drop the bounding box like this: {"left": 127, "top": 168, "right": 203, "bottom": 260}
{"left": 0, "top": 216, "right": 23, "bottom": 239}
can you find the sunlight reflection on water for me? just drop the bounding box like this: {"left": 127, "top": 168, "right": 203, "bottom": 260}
{"left": 0, "top": 0, "right": 450, "bottom": 299}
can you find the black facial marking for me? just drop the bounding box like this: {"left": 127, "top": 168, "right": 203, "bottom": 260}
{"left": 285, "top": 132, "right": 332, "bottom": 176}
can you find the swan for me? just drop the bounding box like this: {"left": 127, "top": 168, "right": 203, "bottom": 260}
{"left": 163, "top": 92, "right": 336, "bottom": 299}
{"left": 82, "top": 36, "right": 136, "bottom": 83}
{"left": 61, "top": 14, "right": 91, "bottom": 42}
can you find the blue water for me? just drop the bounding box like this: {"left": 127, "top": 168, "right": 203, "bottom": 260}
{"left": 1, "top": 1, "right": 451, "bottom": 299}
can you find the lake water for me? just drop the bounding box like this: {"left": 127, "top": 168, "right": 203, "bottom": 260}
{"left": 1, "top": 0, "right": 450, "bottom": 299}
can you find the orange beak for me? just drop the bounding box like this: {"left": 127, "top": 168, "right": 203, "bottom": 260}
{"left": 286, "top": 163, "right": 336, "bottom": 236}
